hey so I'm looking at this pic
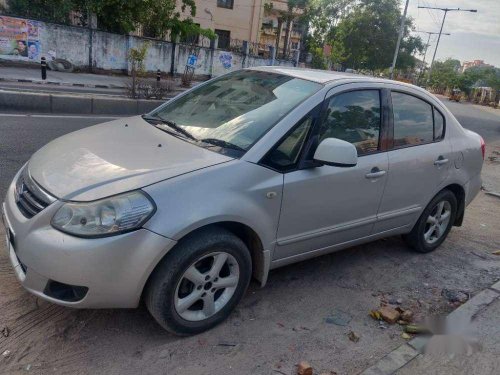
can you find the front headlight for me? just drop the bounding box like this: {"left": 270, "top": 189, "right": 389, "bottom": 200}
{"left": 51, "top": 191, "right": 155, "bottom": 237}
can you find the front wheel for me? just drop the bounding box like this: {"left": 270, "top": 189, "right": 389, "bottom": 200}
{"left": 404, "top": 190, "right": 457, "bottom": 253}
{"left": 145, "top": 227, "right": 252, "bottom": 335}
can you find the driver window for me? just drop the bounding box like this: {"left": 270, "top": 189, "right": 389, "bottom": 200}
{"left": 320, "top": 90, "right": 381, "bottom": 155}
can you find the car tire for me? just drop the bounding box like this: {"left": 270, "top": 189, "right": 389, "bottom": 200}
{"left": 145, "top": 226, "right": 252, "bottom": 336}
{"left": 403, "top": 189, "right": 457, "bottom": 253}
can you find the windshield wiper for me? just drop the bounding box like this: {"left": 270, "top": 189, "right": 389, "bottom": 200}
{"left": 200, "top": 138, "right": 245, "bottom": 152}
{"left": 142, "top": 115, "right": 197, "bottom": 141}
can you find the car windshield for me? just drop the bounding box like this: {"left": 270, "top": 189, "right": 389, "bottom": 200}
{"left": 150, "top": 70, "right": 322, "bottom": 151}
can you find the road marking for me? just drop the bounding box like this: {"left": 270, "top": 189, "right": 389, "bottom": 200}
{"left": 0, "top": 113, "right": 121, "bottom": 119}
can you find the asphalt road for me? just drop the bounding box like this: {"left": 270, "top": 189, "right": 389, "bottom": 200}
{"left": 0, "top": 114, "right": 118, "bottom": 199}
{"left": 438, "top": 96, "right": 500, "bottom": 143}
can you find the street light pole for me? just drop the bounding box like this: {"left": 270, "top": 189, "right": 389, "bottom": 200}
{"left": 428, "top": 9, "right": 448, "bottom": 79}
{"left": 418, "top": 6, "right": 477, "bottom": 81}
{"left": 390, "top": 0, "right": 410, "bottom": 79}
{"left": 414, "top": 31, "right": 451, "bottom": 85}
{"left": 422, "top": 33, "right": 432, "bottom": 66}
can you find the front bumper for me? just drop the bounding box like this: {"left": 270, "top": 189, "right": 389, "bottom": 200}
{"left": 2, "top": 171, "right": 176, "bottom": 308}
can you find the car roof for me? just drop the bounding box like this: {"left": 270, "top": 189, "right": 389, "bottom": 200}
{"left": 248, "top": 66, "right": 430, "bottom": 96}
{"left": 248, "top": 66, "right": 380, "bottom": 83}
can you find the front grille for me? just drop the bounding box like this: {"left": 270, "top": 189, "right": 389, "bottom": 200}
{"left": 15, "top": 168, "right": 54, "bottom": 218}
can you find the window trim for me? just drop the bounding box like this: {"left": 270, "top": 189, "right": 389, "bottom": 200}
{"left": 388, "top": 90, "right": 446, "bottom": 151}
{"left": 259, "top": 86, "right": 395, "bottom": 174}
{"left": 315, "top": 88, "right": 388, "bottom": 157}
{"left": 259, "top": 104, "right": 322, "bottom": 173}
{"left": 433, "top": 106, "right": 446, "bottom": 141}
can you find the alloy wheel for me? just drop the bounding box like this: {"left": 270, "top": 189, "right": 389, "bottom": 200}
{"left": 174, "top": 252, "right": 240, "bottom": 321}
{"left": 423, "top": 200, "right": 452, "bottom": 245}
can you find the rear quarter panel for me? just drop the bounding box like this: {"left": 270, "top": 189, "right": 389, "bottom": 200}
{"left": 442, "top": 112, "right": 483, "bottom": 206}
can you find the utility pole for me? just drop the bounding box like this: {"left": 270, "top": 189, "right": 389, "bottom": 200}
{"left": 418, "top": 6, "right": 477, "bottom": 81}
{"left": 87, "top": 3, "right": 92, "bottom": 73}
{"left": 390, "top": 0, "right": 410, "bottom": 79}
{"left": 415, "top": 31, "right": 450, "bottom": 85}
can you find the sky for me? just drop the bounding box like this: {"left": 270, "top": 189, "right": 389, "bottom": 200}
{"left": 406, "top": 0, "right": 500, "bottom": 67}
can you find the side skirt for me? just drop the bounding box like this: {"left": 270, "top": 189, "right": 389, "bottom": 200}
{"left": 269, "top": 225, "right": 411, "bottom": 270}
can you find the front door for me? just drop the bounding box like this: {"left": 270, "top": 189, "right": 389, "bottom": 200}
{"left": 273, "top": 87, "right": 389, "bottom": 261}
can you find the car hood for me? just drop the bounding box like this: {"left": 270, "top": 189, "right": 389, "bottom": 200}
{"left": 28, "top": 116, "right": 233, "bottom": 201}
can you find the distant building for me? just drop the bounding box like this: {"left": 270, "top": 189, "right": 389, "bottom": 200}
{"left": 461, "top": 60, "right": 493, "bottom": 72}
{"left": 259, "top": 0, "right": 303, "bottom": 57}
{"left": 176, "top": 1, "right": 303, "bottom": 55}
{"left": 175, "top": 0, "right": 263, "bottom": 49}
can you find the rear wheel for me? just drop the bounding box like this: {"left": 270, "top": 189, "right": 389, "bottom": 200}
{"left": 404, "top": 190, "right": 457, "bottom": 253}
{"left": 145, "top": 227, "right": 252, "bottom": 335}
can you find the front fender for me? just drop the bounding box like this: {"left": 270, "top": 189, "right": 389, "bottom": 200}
{"left": 142, "top": 160, "right": 283, "bottom": 258}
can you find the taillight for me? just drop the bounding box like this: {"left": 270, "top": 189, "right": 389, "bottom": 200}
{"left": 480, "top": 136, "right": 486, "bottom": 160}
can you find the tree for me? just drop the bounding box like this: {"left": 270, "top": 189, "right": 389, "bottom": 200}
{"left": 82, "top": 0, "right": 191, "bottom": 36}
{"left": 306, "top": 0, "right": 353, "bottom": 50}
{"left": 128, "top": 42, "right": 149, "bottom": 98}
{"left": 459, "top": 66, "right": 500, "bottom": 93}
{"left": 427, "top": 59, "right": 500, "bottom": 94}
{"left": 6, "top": 0, "right": 77, "bottom": 24}
{"left": 310, "top": 47, "right": 327, "bottom": 69}
{"left": 330, "top": 0, "right": 423, "bottom": 72}
{"left": 6, "top": 0, "right": 213, "bottom": 41}
{"left": 427, "top": 58, "right": 460, "bottom": 91}
{"left": 141, "top": 0, "right": 214, "bottom": 41}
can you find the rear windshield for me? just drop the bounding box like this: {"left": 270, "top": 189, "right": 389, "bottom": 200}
{"left": 151, "top": 70, "right": 322, "bottom": 151}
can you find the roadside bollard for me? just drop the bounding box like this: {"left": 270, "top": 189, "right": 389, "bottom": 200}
{"left": 41, "top": 57, "right": 47, "bottom": 80}
{"left": 157, "top": 69, "right": 161, "bottom": 82}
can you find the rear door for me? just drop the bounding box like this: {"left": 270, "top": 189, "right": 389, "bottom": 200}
{"left": 373, "top": 90, "right": 453, "bottom": 233}
{"left": 271, "top": 85, "right": 390, "bottom": 261}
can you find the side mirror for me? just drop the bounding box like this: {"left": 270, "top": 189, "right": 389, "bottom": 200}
{"left": 313, "top": 138, "right": 358, "bottom": 167}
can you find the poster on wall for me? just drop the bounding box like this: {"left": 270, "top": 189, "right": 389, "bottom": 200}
{"left": 218, "top": 52, "right": 232, "bottom": 69}
{"left": 0, "top": 15, "right": 42, "bottom": 61}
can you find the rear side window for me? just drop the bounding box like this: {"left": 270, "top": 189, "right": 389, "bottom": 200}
{"left": 319, "top": 90, "right": 381, "bottom": 155}
{"left": 434, "top": 107, "right": 445, "bottom": 141}
{"left": 392, "top": 92, "right": 433, "bottom": 147}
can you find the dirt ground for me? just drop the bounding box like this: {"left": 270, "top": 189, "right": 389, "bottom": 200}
{"left": 1, "top": 115, "right": 499, "bottom": 375}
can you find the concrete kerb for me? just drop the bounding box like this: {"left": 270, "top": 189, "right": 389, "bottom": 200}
{"left": 0, "top": 90, "right": 164, "bottom": 115}
{"left": 0, "top": 90, "right": 52, "bottom": 113}
{"left": 485, "top": 191, "right": 500, "bottom": 199}
{"left": 0, "top": 76, "right": 126, "bottom": 89}
{"left": 0, "top": 76, "right": 197, "bottom": 92}
{"left": 359, "top": 280, "right": 500, "bottom": 375}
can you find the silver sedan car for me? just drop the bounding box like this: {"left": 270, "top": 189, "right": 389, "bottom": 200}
{"left": 2, "top": 67, "right": 484, "bottom": 335}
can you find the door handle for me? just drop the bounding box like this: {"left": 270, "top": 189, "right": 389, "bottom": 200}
{"left": 365, "top": 167, "right": 386, "bottom": 179}
{"left": 434, "top": 156, "right": 449, "bottom": 166}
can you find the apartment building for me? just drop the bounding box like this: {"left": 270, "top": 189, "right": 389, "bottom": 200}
{"left": 184, "top": 1, "right": 302, "bottom": 54}
{"left": 461, "top": 59, "right": 494, "bottom": 72}
{"left": 259, "top": 0, "right": 302, "bottom": 54}
{"left": 181, "top": 0, "right": 262, "bottom": 49}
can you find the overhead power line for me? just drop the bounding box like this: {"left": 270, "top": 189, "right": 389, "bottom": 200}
{"left": 414, "top": 31, "right": 451, "bottom": 85}
{"left": 417, "top": 6, "right": 477, "bottom": 81}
